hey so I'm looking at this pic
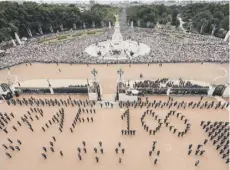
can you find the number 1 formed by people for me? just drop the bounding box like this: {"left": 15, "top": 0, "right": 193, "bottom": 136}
{"left": 121, "top": 109, "right": 136, "bottom": 135}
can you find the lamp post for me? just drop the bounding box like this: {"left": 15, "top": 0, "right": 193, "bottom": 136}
{"left": 117, "top": 68, "right": 124, "bottom": 82}
{"left": 87, "top": 79, "right": 89, "bottom": 86}
{"left": 47, "top": 79, "right": 51, "bottom": 87}
{"left": 7, "top": 78, "right": 13, "bottom": 86}
{"left": 91, "top": 68, "right": 98, "bottom": 82}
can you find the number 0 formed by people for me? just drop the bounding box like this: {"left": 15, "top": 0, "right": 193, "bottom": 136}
{"left": 122, "top": 109, "right": 191, "bottom": 137}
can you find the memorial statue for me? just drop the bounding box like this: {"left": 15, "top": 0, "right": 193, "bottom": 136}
{"left": 84, "top": 13, "right": 151, "bottom": 61}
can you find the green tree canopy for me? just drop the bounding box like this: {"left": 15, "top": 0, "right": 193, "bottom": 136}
{"left": 0, "top": 2, "right": 118, "bottom": 42}
{"left": 127, "top": 3, "right": 229, "bottom": 37}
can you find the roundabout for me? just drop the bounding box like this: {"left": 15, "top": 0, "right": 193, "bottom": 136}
{"left": 85, "top": 18, "right": 151, "bottom": 60}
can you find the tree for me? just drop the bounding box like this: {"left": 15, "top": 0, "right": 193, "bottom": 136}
{"left": 181, "top": 3, "right": 228, "bottom": 37}
{"left": 192, "top": 10, "right": 213, "bottom": 34}
{"left": 213, "top": 11, "right": 224, "bottom": 20}
{"left": 0, "top": 2, "right": 119, "bottom": 42}
{"left": 0, "top": 2, "right": 228, "bottom": 42}
{"left": 171, "top": 9, "right": 179, "bottom": 26}
{"left": 221, "top": 15, "right": 229, "bottom": 31}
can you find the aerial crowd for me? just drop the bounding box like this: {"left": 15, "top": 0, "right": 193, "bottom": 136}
{"left": 1, "top": 96, "right": 229, "bottom": 167}
{"left": 124, "top": 78, "right": 210, "bottom": 96}
{"left": 0, "top": 10, "right": 229, "bottom": 69}
{"left": 132, "top": 78, "right": 208, "bottom": 89}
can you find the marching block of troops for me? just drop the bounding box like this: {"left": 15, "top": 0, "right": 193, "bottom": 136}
{"left": 115, "top": 142, "right": 125, "bottom": 154}
{"left": 2, "top": 138, "right": 22, "bottom": 158}
{"left": 41, "top": 136, "right": 59, "bottom": 159}
{"left": 141, "top": 110, "right": 163, "bottom": 135}
{"left": 121, "top": 109, "right": 136, "bottom": 135}
{"left": 99, "top": 102, "right": 114, "bottom": 108}
{"left": 1, "top": 96, "right": 99, "bottom": 135}
{"left": 0, "top": 112, "right": 15, "bottom": 132}
{"left": 119, "top": 96, "right": 229, "bottom": 110}
{"left": 164, "top": 110, "right": 191, "bottom": 137}
{"left": 7, "top": 97, "right": 96, "bottom": 108}
{"left": 188, "top": 144, "right": 206, "bottom": 156}
{"left": 1, "top": 108, "right": 45, "bottom": 134}
{"left": 149, "top": 141, "right": 160, "bottom": 165}
{"left": 187, "top": 143, "right": 206, "bottom": 167}
{"left": 135, "top": 109, "right": 190, "bottom": 137}
{"left": 200, "top": 121, "right": 229, "bottom": 164}
{"left": 76, "top": 141, "right": 106, "bottom": 162}
{"left": 70, "top": 107, "right": 96, "bottom": 133}
{"left": 115, "top": 142, "right": 126, "bottom": 163}
{"left": 76, "top": 141, "right": 88, "bottom": 161}
{"left": 41, "top": 108, "right": 65, "bottom": 133}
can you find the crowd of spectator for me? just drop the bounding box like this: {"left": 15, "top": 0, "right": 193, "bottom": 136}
{"left": 0, "top": 14, "right": 228, "bottom": 69}
{"left": 121, "top": 28, "right": 228, "bottom": 63}
{"left": 129, "top": 78, "right": 209, "bottom": 95}
{"left": 133, "top": 79, "right": 209, "bottom": 89}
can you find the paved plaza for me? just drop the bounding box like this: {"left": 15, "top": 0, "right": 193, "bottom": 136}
{"left": 0, "top": 95, "right": 229, "bottom": 170}
{"left": 0, "top": 63, "right": 228, "bottom": 94}
{"left": 0, "top": 62, "right": 229, "bottom": 170}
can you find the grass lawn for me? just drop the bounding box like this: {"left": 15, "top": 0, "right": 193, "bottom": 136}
{"left": 39, "top": 29, "right": 105, "bottom": 44}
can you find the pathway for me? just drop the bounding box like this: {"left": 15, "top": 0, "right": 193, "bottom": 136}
{"left": 177, "top": 15, "right": 186, "bottom": 33}
{"left": 212, "top": 67, "right": 228, "bottom": 83}
{"left": 7, "top": 68, "right": 18, "bottom": 84}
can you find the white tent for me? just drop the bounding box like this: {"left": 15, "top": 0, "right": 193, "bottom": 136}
{"left": 132, "top": 90, "right": 139, "bottom": 95}
{"left": 21, "top": 37, "right": 28, "bottom": 41}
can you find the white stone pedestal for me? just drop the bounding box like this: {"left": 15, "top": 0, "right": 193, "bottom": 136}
{"left": 208, "top": 86, "right": 215, "bottom": 96}
{"left": 167, "top": 88, "right": 171, "bottom": 95}
{"left": 49, "top": 87, "right": 54, "bottom": 94}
